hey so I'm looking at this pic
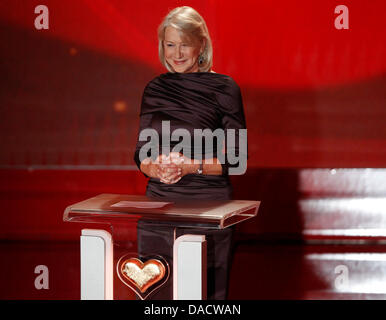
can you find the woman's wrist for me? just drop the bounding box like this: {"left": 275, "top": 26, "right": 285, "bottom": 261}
{"left": 182, "top": 162, "right": 198, "bottom": 175}
{"left": 140, "top": 158, "right": 157, "bottom": 178}
{"left": 186, "top": 160, "right": 202, "bottom": 175}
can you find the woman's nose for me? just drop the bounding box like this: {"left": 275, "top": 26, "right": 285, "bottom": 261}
{"left": 175, "top": 46, "right": 183, "bottom": 58}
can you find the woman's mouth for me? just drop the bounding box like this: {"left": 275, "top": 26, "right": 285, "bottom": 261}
{"left": 174, "top": 60, "right": 186, "bottom": 65}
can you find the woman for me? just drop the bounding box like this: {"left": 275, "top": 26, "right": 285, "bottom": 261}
{"left": 134, "top": 6, "right": 247, "bottom": 300}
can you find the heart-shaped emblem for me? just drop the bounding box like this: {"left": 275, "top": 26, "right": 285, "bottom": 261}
{"left": 117, "top": 253, "right": 169, "bottom": 300}
{"left": 121, "top": 258, "right": 165, "bottom": 293}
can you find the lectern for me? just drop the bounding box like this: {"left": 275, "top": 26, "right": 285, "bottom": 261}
{"left": 63, "top": 194, "right": 260, "bottom": 300}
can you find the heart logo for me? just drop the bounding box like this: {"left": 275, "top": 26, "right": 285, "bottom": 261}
{"left": 121, "top": 258, "right": 165, "bottom": 293}
{"left": 117, "top": 254, "right": 169, "bottom": 300}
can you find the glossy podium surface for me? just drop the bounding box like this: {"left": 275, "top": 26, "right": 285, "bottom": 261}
{"left": 64, "top": 193, "right": 260, "bottom": 229}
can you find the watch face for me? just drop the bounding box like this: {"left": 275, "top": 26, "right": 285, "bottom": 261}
{"left": 197, "top": 162, "right": 203, "bottom": 174}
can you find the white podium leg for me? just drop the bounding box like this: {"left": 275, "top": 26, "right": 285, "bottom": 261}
{"left": 80, "top": 229, "right": 113, "bottom": 300}
{"left": 173, "top": 234, "right": 207, "bottom": 300}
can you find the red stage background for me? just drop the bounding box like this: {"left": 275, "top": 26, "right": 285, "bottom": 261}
{"left": 0, "top": 0, "right": 385, "bottom": 299}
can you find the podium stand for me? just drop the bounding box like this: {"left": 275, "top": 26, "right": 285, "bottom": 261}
{"left": 63, "top": 194, "right": 260, "bottom": 300}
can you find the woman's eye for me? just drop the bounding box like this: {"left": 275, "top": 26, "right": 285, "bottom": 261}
{"left": 166, "top": 44, "right": 188, "bottom": 47}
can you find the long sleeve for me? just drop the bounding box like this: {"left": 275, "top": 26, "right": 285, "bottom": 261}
{"left": 216, "top": 79, "right": 248, "bottom": 175}
{"left": 133, "top": 86, "right": 154, "bottom": 178}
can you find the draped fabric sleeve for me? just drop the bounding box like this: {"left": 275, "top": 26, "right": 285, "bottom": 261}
{"left": 133, "top": 85, "right": 153, "bottom": 178}
{"left": 216, "top": 78, "right": 248, "bottom": 176}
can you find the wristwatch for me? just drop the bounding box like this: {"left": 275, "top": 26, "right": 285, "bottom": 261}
{"left": 196, "top": 161, "right": 203, "bottom": 175}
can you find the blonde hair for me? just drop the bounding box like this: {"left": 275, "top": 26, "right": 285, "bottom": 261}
{"left": 158, "top": 6, "right": 213, "bottom": 72}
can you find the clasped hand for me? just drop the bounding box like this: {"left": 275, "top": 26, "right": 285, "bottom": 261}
{"left": 154, "top": 152, "right": 190, "bottom": 184}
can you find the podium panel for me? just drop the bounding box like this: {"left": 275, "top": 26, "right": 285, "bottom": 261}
{"left": 173, "top": 235, "right": 207, "bottom": 300}
{"left": 80, "top": 229, "right": 113, "bottom": 300}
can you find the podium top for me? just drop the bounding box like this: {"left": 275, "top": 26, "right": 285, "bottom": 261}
{"left": 63, "top": 194, "right": 260, "bottom": 229}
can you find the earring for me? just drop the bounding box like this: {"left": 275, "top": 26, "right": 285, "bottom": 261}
{"left": 198, "top": 53, "right": 204, "bottom": 65}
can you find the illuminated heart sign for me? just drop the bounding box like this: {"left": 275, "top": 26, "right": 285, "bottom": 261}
{"left": 121, "top": 258, "right": 165, "bottom": 293}
{"left": 117, "top": 254, "right": 169, "bottom": 300}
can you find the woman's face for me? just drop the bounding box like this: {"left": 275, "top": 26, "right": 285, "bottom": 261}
{"left": 163, "top": 26, "right": 202, "bottom": 73}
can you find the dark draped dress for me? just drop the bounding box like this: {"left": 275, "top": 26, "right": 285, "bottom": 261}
{"left": 133, "top": 71, "right": 247, "bottom": 300}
